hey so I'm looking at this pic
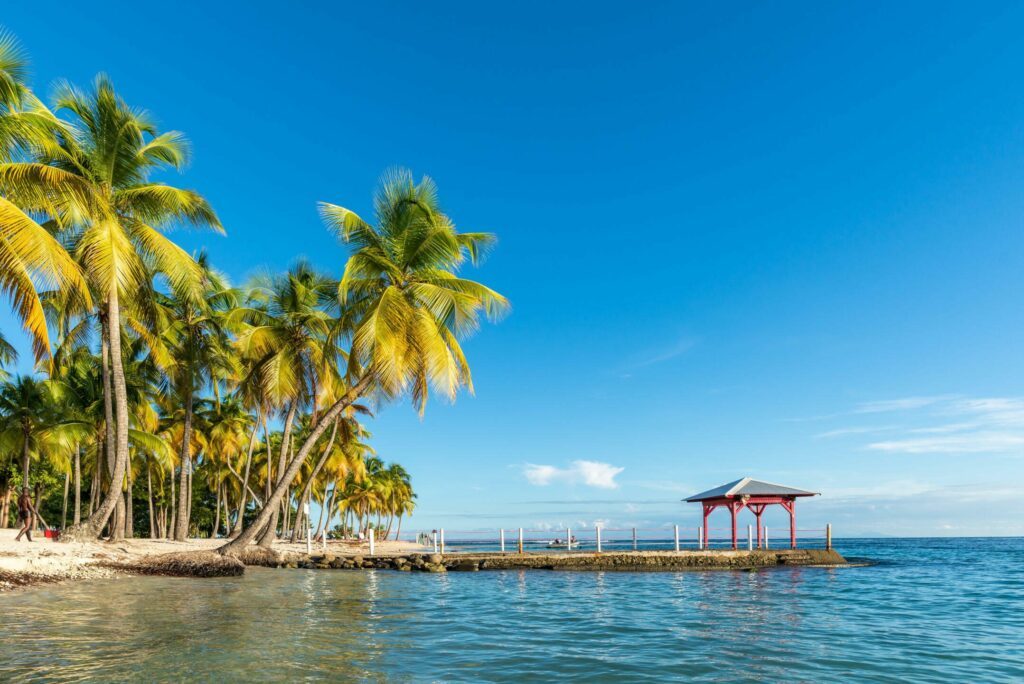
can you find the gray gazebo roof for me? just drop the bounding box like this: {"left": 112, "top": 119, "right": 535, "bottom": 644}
{"left": 684, "top": 477, "right": 818, "bottom": 502}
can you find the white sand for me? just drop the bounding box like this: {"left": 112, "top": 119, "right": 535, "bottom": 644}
{"left": 0, "top": 527, "right": 426, "bottom": 591}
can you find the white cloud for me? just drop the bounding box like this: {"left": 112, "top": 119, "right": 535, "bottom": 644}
{"left": 822, "top": 395, "right": 1024, "bottom": 455}
{"left": 522, "top": 460, "right": 625, "bottom": 489}
{"left": 868, "top": 433, "right": 1024, "bottom": 454}
{"left": 854, "top": 396, "right": 953, "bottom": 414}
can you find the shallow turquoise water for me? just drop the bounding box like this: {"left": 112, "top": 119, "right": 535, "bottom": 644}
{"left": 1, "top": 538, "right": 1022, "bottom": 682}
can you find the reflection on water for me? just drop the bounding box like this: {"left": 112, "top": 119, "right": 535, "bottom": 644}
{"left": 1, "top": 538, "right": 1022, "bottom": 682}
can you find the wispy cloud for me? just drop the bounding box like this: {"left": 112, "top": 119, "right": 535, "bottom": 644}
{"left": 814, "top": 425, "right": 900, "bottom": 439}
{"left": 620, "top": 336, "right": 697, "bottom": 378}
{"left": 819, "top": 395, "right": 1024, "bottom": 455}
{"left": 854, "top": 395, "right": 955, "bottom": 414}
{"left": 522, "top": 460, "right": 625, "bottom": 489}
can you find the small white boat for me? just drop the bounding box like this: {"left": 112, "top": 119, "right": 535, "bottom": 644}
{"left": 546, "top": 539, "right": 580, "bottom": 549}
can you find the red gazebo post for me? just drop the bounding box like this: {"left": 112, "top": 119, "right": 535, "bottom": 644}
{"left": 684, "top": 478, "right": 818, "bottom": 551}
{"left": 780, "top": 499, "right": 796, "bottom": 549}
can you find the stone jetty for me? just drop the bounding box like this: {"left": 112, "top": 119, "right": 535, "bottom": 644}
{"left": 261, "top": 548, "right": 847, "bottom": 573}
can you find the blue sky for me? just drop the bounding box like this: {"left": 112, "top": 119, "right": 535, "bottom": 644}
{"left": 4, "top": 2, "right": 1024, "bottom": 537}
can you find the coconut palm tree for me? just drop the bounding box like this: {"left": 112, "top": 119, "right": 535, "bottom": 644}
{"left": 156, "top": 256, "right": 236, "bottom": 540}
{"left": 219, "top": 170, "right": 505, "bottom": 554}
{"left": 0, "top": 375, "right": 88, "bottom": 493}
{"left": 0, "top": 75, "right": 222, "bottom": 540}
{"left": 231, "top": 262, "right": 339, "bottom": 546}
{"left": 0, "top": 31, "right": 89, "bottom": 363}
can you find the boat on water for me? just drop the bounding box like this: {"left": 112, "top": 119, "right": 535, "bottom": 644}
{"left": 546, "top": 539, "right": 580, "bottom": 549}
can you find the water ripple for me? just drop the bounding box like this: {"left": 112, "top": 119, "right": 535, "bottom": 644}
{"left": 1, "top": 538, "right": 1022, "bottom": 682}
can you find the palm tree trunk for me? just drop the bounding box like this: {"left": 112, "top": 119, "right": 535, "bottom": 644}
{"left": 395, "top": 515, "right": 403, "bottom": 541}
{"left": 174, "top": 389, "right": 194, "bottom": 541}
{"left": 61, "top": 472, "right": 69, "bottom": 529}
{"left": 65, "top": 289, "right": 131, "bottom": 542}
{"left": 291, "top": 417, "right": 339, "bottom": 542}
{"left": 21, "top": 426, "right": 30, "bottom": 489}
{"left": 212, "top": 482, "right": 221, "bottom": 538}
{"left": 102, "top": 312, "right": 125, "bottom": 539}
{"left": 220, "top": 374, "right": 372, "bottom": 555}
{"left": 87, "top": 443, "right": 100, "bottom": 517}
{"left": 257, "top": 401, "right": 297, "bottom": 549}
{"left": 168, "top": 467, "right": 177, "bottom": 539}
{"left": 73, "top": 445, "right": 81, "bottom": 525}
{"left": 124, "top": 465, "right": 134, "bottom": 539}
{"left": 147, "top": 466, "right": 156, "bottom": 538}
{"left": 230, "top": 408, "right": 262, "bottom": 537}
{"left": 0, "top": 485, "right": 9, "bottom": 528}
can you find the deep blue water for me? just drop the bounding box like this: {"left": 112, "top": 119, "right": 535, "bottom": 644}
{"left": 1, "top": 538, "right": 1021, "bottom": 682}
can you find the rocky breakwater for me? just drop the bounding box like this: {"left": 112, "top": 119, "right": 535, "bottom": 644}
{"left": 268, "top": 548, "right": 847, "bottom": 573}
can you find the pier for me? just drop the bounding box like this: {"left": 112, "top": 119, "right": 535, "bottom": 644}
{"left": 281, "top": 547, "right": 848, "bottom": 573}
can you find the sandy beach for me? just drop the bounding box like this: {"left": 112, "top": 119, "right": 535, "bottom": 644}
{"left": 0, "top": 528, "right": 425, "bottom": 592}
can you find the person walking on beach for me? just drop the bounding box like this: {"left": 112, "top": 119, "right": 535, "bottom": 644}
{"left": 14, "top": 488, "right": 37, "bottom": 542}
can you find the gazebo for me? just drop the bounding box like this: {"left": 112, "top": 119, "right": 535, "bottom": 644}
{"left": 684, "top": 477, "right": 818, "bottom": 549}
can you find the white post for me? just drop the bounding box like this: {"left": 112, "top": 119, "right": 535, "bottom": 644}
{"left": 596, "top": 525, "right": 602, "bottom": 553}
{"left": 432, "top": 530, "right": 438, "bottom": 553}
{"left": 518, "top": 527, "right": 524, "bottom": 554}
{"left": 632, "top": 527, "right": 638, "bottom": 551}
{"left": 440, "top": 528, "right": 445, "bottom": 554}
{"left": 369, "top": 528, "right": 375, "bottom": 556}
{"left": 747, "top": 524, "right": 753, "bottom": 551}
{"left": 674, "top": 525, "right": 680, "bottom": 552}
{"left": 698, "top": 527, "right": 704, "bottom": 550}
{"left": 566, "top": 527, "right": 571, "bottom": 552}
{"left": 764, "top": 527, "right": 769, "bottom": 549}
{"left": 826, "top": 523, "right": 832, "bottom": 550}
{"left": 500, "top": 528, "right": 506, "bottom": 553}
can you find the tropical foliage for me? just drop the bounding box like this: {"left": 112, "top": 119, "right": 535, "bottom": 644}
{"left": 0, "top": 30, "right": 503, "bottom": 549}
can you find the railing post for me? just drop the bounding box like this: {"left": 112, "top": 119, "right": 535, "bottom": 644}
{"left": 518, "top": 527, "right": 524, "bottom": 554}
{"left": 764, "top": 527, "right": 769, "bottom": 549}
{"left": 747, "top": 524, "right": 753, "bottom": 551}
{"left": 632, "top": 527, "right": 637, "bottom": 551}
{"left": 673, "top": 525, "right": 680, "bottom": 552}
{"left": 440, "top": 528, "right": 445, "bottom": 554}
{"left": 698, "top": 527, "right": 704, "bottom": 550}
{"left": 369, "top": 528, "right": 375, "bottom": 556}
{"left": 566, "top": 527, "right": 571, "bottom": 552}
{"left": 826, "top": 523, "right": 832, "bottom": 550}
{"left": 500, "top": 528, "right": 506, "bottom": 553}
{"left": 432, "top": 530, "right": 438, "bottom": 553}
{"left": 596, "top": 525, "right": 602, "bottom": 553}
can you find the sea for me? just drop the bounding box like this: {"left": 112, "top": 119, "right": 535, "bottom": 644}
{"left": 1, "top": 537, "right": 1021, "bottom": 682}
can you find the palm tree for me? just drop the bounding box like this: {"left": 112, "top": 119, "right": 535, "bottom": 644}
{"left": 0, "top": 75, "right": 222, "bottom": 540}
{"left": 231, "top": 262, "right": 339, "bottom": 546}
{"left": 220, "top": 169, "right": 506, "bottom": 555}
{"left": 201, "top": 395, "right": 253, "bottom": 537}
{"left": 0, "top": 31, "right": 89, "bottom": 363}
{"left": 0, "top": 375, "right": 87, "bottom": 492}
{"left": 158, "top": 257, "right": 236, "bottom": 540}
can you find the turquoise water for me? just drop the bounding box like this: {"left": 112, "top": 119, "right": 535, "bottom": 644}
{"left": 1, "top": 538, "right": 1022, "bottom": 682}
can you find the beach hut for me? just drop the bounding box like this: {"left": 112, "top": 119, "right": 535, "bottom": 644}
{"left": 684, "top": 478, "right": 818, "bottom": 550}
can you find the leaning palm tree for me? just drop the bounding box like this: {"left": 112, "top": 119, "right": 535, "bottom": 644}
{"left": 219, "top": 169, "right": 507, "bottom": 554}
{"left": 0, "top": 75, "right": 222, "bottom": 540}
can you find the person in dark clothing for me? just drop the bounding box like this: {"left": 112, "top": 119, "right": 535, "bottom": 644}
{"left": 14, "top": 488, "right": 37, "bottom": 542}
